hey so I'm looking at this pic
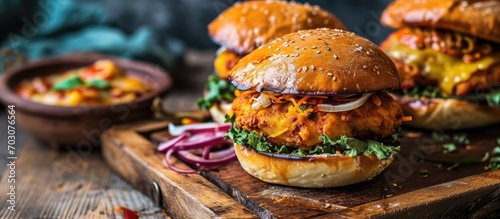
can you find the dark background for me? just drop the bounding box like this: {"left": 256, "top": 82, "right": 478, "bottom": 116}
{"left": 0, "top": 0, "right": 394, "bottom": 51}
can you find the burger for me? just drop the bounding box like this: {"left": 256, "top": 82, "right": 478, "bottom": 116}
{"left": 380, "top": 0, "right": 500, "bottom": 130}
{"left": 198, "top": 0, "right": 346, "bottom": 123}
{"left": 225, "top": 28, "right": 405, "bottom": 188}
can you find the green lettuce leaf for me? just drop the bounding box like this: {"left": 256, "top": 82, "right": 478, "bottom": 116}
{"left": 197, "top": 74, "right": 236, "bottom": 110}
{"left": 225, "top": 115, "right": 400, "bottom": 160}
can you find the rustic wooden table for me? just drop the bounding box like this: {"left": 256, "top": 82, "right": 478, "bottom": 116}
{"left": 0, "top": 50, "right": 216, "bottom": 218}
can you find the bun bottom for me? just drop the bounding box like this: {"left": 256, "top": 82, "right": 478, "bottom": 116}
{"left": 209, "top": 101, "right": 232, "bottom": 124}
{"left": 234, "top": 143, "right": 394, "bottom": 188}
{"left": 395, "top": 96, "right": 500, "bottom": 130}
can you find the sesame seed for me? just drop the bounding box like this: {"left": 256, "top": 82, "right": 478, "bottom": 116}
{"left": 325, "top": 46, "right": 331, "bottom": 51}
{"left": 366, "top": 51, "right": 370, "bottom": 55}
{"left": 317, "top": 37, "right": 322, "bottom": 40}
{"left": 268, "top": 46, "right": 272, "bottom": 49}
{"left": 316, "top": 50, "right": 321, "bottom": 54}
{"left": 290, "top": 40, "right": 295, "bottom": 43}
{"left": 300, "top": 35, "right": 306, "bottom": 39}
{"left": 276, "top": 48, "right": 280, "bottom": 51}
{"left": 356, "top": 84, "right": 361, "bottom": 91}
{"left": 327, "top": 72, "right": 333, "bottom": 77}
{"left": 270, "top": 16, "right": 276, "bottom": 23}
{"left": 322, "top": 42, "right": 329, "bottom": 45}
{"left": 284, "top": 54, "right": 289, "bottom": 57}
{"left": 295, "top": 46, "right": 299, "bottom": 50}
{"left": 312, "top": 46, "right": 318, "bottom": 49}
{"left": 377, "top": 71, "right": 380, "bottom": 75}
{"left": 319, "top": 67, "right": 324, "bottom": 71}
{"left": 333, "top": 76, "right": 338, "bottom": 81}
{"left": 303, "top": 66, "right": 308, "bottom": 71}
{"left": 334, "top": 54, "right": 338, "bottom": 59}
{"left": 310, "top": 65, "right": 315, "bottom": 70}
{"left": 363, "top": 65, "right": 368, "bottom": 69}
{"left": 343, "top": 87, "right": 347, "bottom": 90}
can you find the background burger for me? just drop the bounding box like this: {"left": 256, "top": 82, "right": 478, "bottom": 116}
{"left": 226, "top": 28, "right": 404, "bottom": 188}
{"left": 198, "top": 0, "right": 346, "bottom": 123}
{"left": 380, "top": 0, "right": 500, "bottom": 130}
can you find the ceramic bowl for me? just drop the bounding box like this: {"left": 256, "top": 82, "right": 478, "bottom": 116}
{"left": 0, "top": 53, "right": 172, "bottom": 148}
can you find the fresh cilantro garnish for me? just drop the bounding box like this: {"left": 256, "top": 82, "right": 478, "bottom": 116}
{"left": 53, "top": 74, "right": 83, "bottom": 91}
{"left": 442, "top": 143, "right": 457, "bottom": 153}
{"left": 86, "top": 78, "right": 109, "bottom": 89}
{"left": 197, "top": 74, "right": 236, "bottom": 110}
{"left": 225, "top": 115, "right": 400, "bottom": 160}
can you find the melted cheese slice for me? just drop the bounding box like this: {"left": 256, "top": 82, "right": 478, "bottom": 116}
{"left": 384, "top": 40, "right": 500, "bottom": 96}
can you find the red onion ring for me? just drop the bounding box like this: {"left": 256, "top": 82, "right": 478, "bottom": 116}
{"left": 158, "top": 123, "right": 236, "bottom": 174}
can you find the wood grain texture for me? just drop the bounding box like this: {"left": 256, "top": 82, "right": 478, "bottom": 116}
{"left": 107, "top": 120, "right": 500, "bottom": 218}
{"left": 0, "top": 139, "right": 167, "bottom": 219}
{"left": 101, "top": 120, "right": 257, "bottom": 219}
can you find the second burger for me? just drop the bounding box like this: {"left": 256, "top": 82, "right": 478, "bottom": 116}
{"left": 198, "top": 1, "right": 346, "bottom": 123}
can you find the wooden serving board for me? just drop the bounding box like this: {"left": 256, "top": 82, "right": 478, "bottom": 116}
{"left": 102, "top": 120, "right": 500, "bottom": 218}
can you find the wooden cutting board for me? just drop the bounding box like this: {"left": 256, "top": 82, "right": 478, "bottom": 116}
{"left": 101, "top": 120, "right": 500, "bottom": 218}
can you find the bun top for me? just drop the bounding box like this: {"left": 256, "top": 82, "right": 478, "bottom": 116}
{"left": 381, "top": 0, "right": 500, "bottom": 43}
{"left": 208, "top": 0, "right": 346, "bottom": 55}
{"left": 228, "top": 28, "right": 400, "bottom": 95}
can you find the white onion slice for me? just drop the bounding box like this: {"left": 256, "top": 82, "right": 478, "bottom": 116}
{"left": 317, "top": 93, "right": 373, "bottom": 112}
{"left": 251, "top": 93, "right": 272, "bottom": 110}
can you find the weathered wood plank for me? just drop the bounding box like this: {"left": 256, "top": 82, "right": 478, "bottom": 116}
{"left": 0, "top": 139, "right": 167, "bottom": 219}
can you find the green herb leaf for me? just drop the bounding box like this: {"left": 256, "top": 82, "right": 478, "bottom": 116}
{"left": 452, "top": 133, "right": 469, "bottom": 144}
{"left": 443, "top": 143, "right": 457, "bottom": 153}
{"left": 419, "top": 169, "right": 430, "bottom": 175}
{"left": 493, "top": 146, "right": 500, "bottom": 156}
{"left": 53, "top": 74, "right": 83, "bottom": 91}
{"left": 86, "top": 79, "right": 109, "bottom": 89}
{"left": 197, "top": 74, "right": 236, "bottom": 110}
{"left": 431, "top": 130, "right": 449, "bottom": 143}
{"left": 486, "top": 89, "right": 500, "bottom": 107}
{"left": 489, "top": 156, "right": 500, "bottom": 170}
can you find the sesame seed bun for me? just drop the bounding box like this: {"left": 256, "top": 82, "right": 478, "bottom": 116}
{"left": 234, "top": 143, "right": 395, "bottom": 188}
{"left": 228, "top": 28, "right": 400, "bottom": 95}
{"left": 208, "top": 1, "right": 346, "bottom": 55}
{"left": 380, "top": 0, "right": 500, "bottom": 44}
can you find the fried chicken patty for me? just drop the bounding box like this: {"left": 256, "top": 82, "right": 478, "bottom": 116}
{"left": 232, "top": 92, "right": 403, "bottom": 150}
